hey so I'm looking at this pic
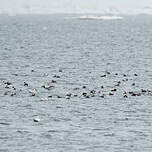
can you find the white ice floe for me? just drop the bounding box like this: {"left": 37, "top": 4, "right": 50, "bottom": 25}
{"left": 78, "top": 15, "right": 123, "bottom": 20}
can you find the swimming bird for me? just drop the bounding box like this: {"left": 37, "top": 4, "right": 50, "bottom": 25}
{"left": 73, "top": 87, "right": 80, "bottom": 90}
{"left": 110, "top": 88, "right": 117, "bottom": 92}
{"left": 4, "top": 92, "right": 8, "bottom": 95}
{"left": 90, "top": 90, "right": 96, "bottom": 94}
{"left": 106, "top": 71, "right": 111, "bottom": 75}
{"left": 65, "top": 93, "right": 72, "bottom": 99}
{"left": 82, "top": 92, "right": 87, "bottom": 96}
{"left": 5, "top": 85, "right": 10, "bottom": 89}
{"left": 101, "top": 74, "right": 106, "bottom": 77}
{"left": 42, "top": 85, "right": 54, "bottom": 90}
{"left": 33, "top": 118, "right": 40, "bottom": 122}
{"left": 24, "top": 82, "right": 28, "bottom": 86}
{"left": 3, "top": 81, "right": 11, "bottom": 85}
{"left": 100, "top": 95, "right": 105, "bottom": 98}
{"left": 11, "top": 93, "right": 16, "bottom": 96}
{"left": 109, "top": 92, "right": 114, "bottom": 96}
{"left": 141, "top": 89, "right": 147, "bottom": 93}
{"left": 53, "top": 75, "right": 60, "bottom": 78}
{"left": 40, "top": 98, "right": 48, "bottom": 101}
{"left": 101, "top": 85, "right": 104, "bottom": 89}
{"left": 73, "top": 94, "right": 78, "bottom": 97}
{"left": 29, "top": 89, "right": 37, "bottom": 96}
{"left": 57, "top": 95, "right": 62, "bottom": 98}
{"left": 123, "top": 95, "right": 128, "bottom": 98}
{"left": 51, "top": 80, "right": 57, "bottom": 83}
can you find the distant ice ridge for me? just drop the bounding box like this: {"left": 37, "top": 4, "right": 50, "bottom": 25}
{"left": 77, "top": 15, "right": 123, "bottom": 20}
{"left": 0, "top": 5, "right": 152, "bottom": 15}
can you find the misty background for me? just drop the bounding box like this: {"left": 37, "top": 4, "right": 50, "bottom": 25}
{"left": 0, "top": 0, "right": 152, "bottom": 15}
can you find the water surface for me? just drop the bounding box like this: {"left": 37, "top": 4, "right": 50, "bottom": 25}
{"left": 0, "top": 14, "right": 152, "bottom": 152}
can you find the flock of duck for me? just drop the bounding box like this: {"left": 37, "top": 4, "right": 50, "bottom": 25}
{"left": 1, "top": 70, "right": 152, "bottom": 122}
{"left": 1, "top": 70, "right": 152, "bottom": 101}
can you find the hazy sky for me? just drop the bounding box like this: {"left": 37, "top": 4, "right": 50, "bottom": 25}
{"left": 0, "top": 0, "right": 152, "bottom": 14}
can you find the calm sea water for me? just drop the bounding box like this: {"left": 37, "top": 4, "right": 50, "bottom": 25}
{"left": 0, "top": 14, "right": 152, "bottom": 152}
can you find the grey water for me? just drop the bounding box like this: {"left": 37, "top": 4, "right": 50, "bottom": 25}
{"left": 0, "top": 14, "right": 152, "bottom": 152}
